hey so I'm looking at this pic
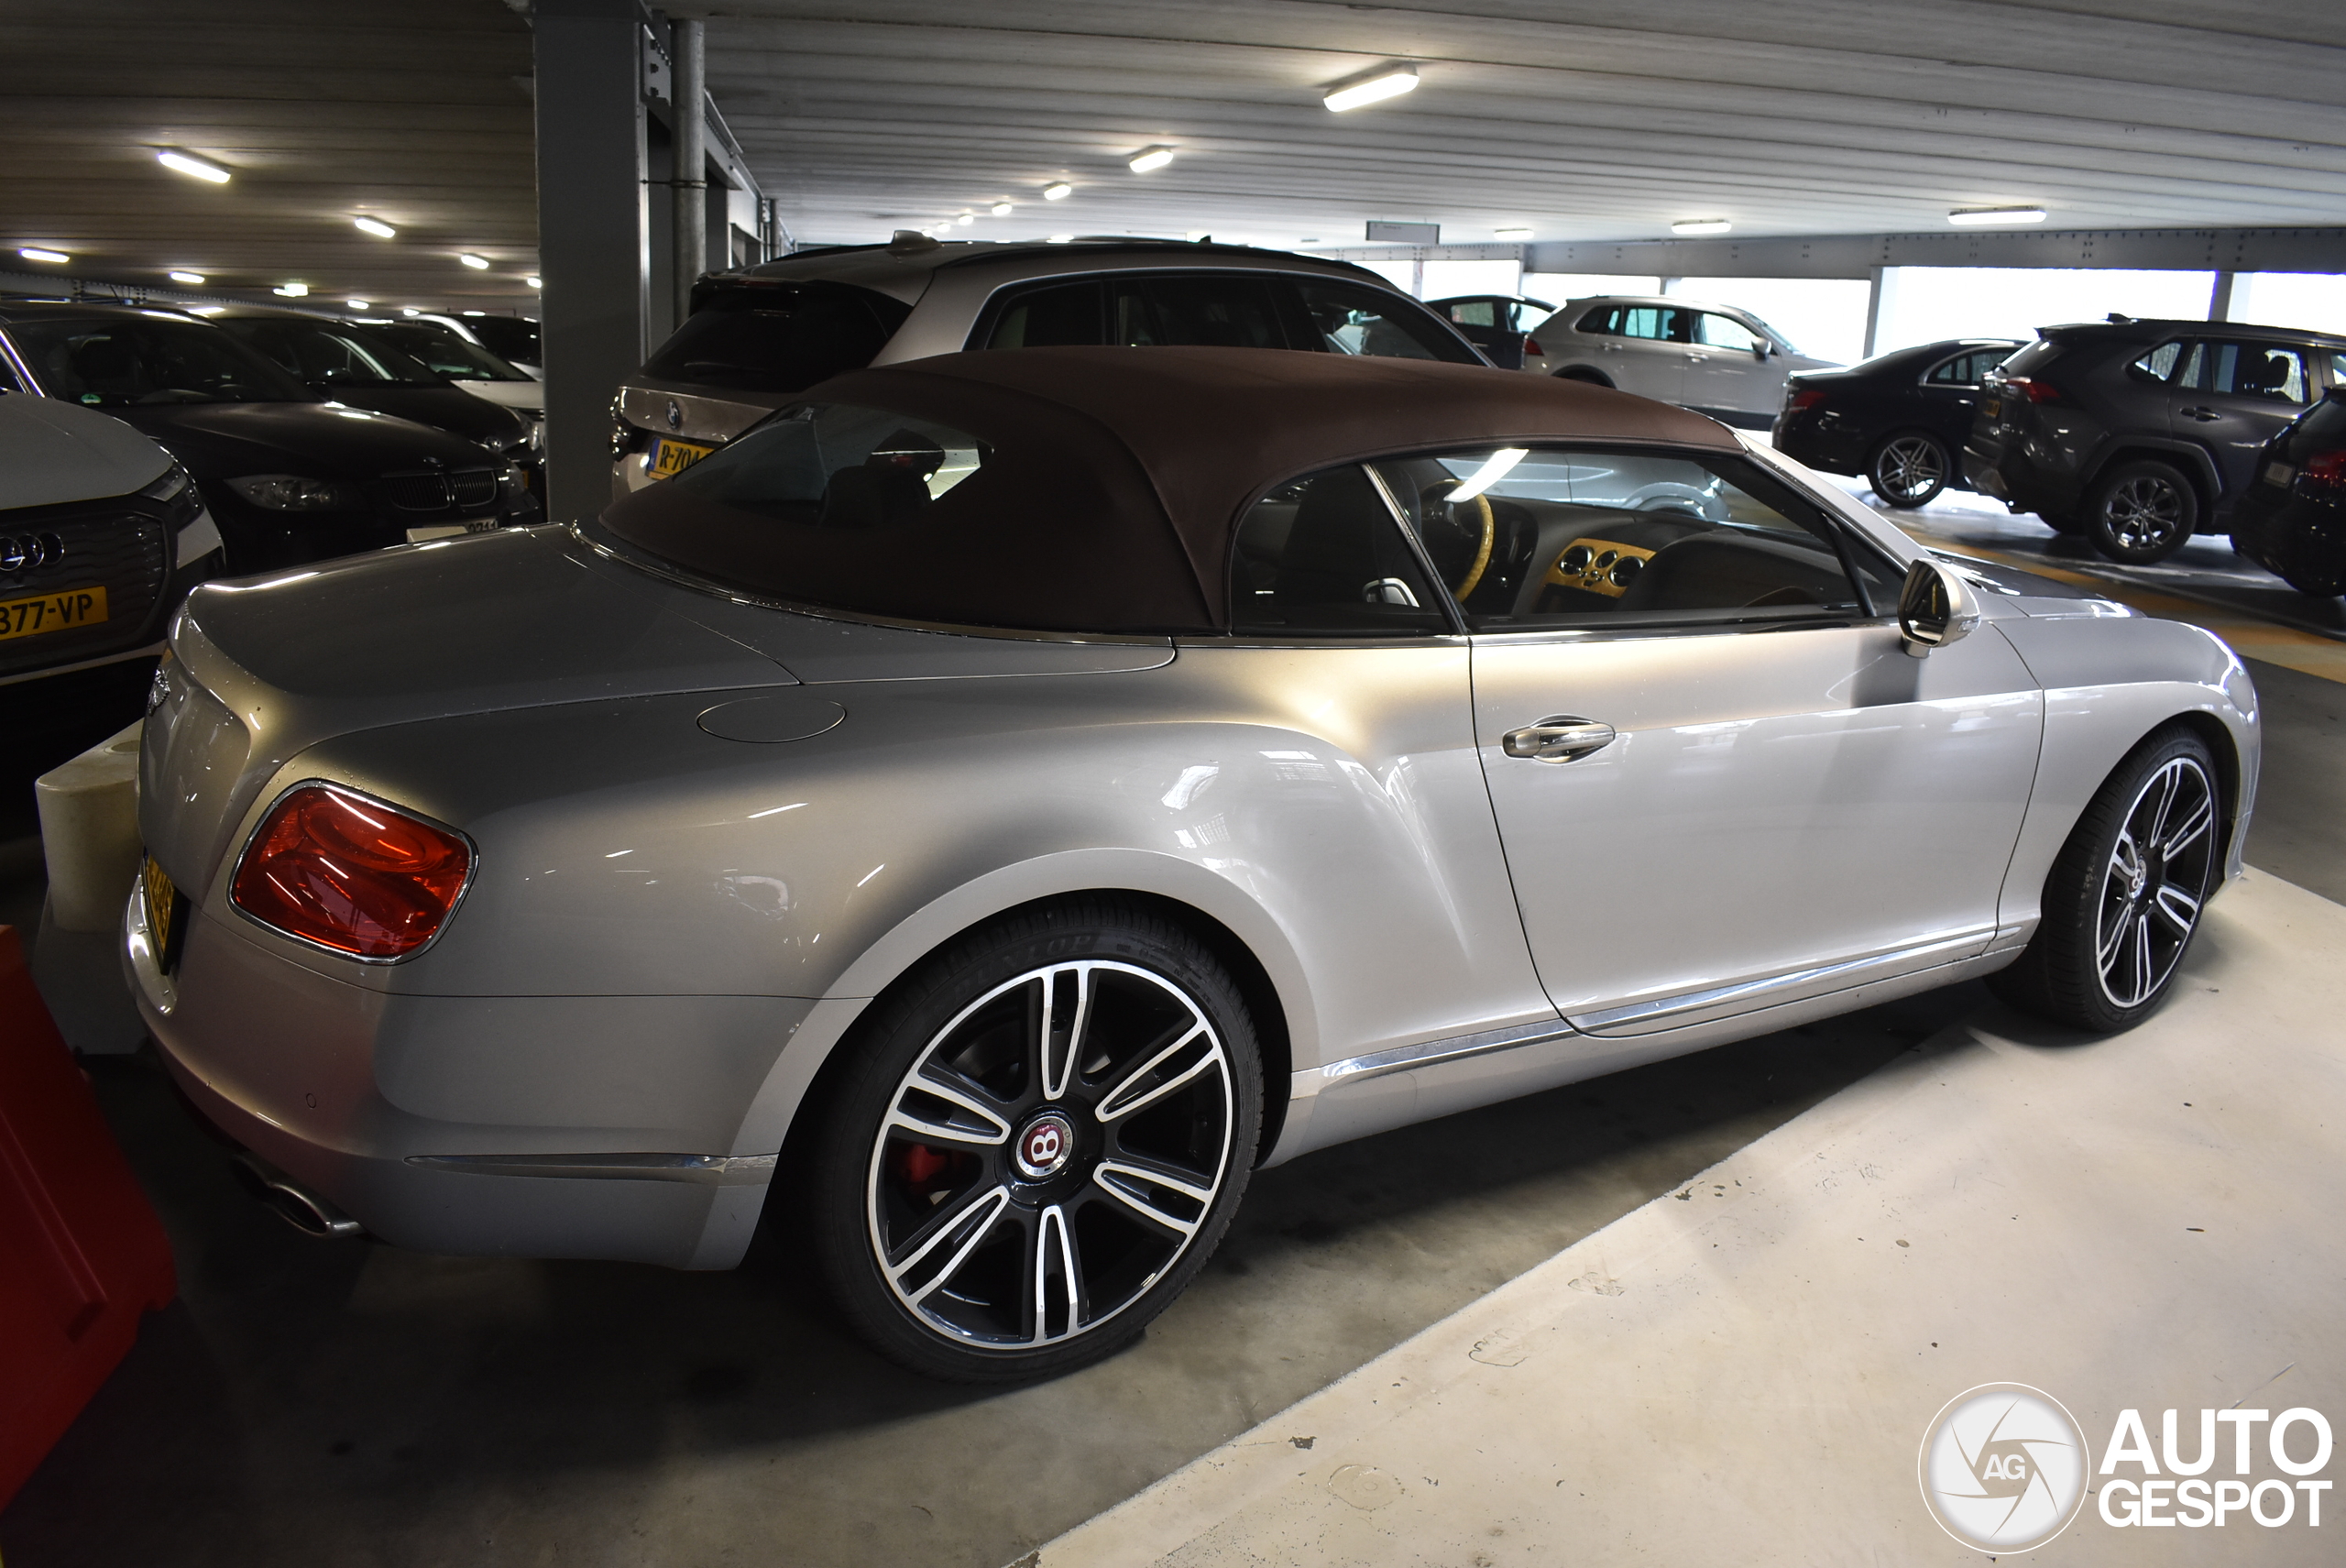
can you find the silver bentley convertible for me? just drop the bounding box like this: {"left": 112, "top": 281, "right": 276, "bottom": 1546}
{"left": 126, "top": 347, "right": 2258, "bottom": 1380}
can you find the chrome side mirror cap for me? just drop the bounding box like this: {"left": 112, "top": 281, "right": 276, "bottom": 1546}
{"left": 1898, "top": 556, "right": 1981, "bottom": 657}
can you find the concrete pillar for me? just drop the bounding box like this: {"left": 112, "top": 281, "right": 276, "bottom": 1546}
{"left": 2209, "top": 270, "right": 2242, "bottom": 322}
{"left": 671, "top": 18, "right": 707, "bottom": 322}
{"left": 533, "top": 0, "right": 651, "bottom": 525}
{"left": 1861, "top": 265, "right": 1895, "bottom": 358}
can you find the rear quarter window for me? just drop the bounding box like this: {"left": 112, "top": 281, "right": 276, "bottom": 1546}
{"left": 641, "top": 281, "right": 911, "bottom": 392}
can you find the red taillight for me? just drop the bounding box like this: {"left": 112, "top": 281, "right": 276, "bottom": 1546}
{"left": 1787, "top": 389, "right": 1826, "bottom": 412}
{"left": 231, "top": 784, "right": 472, "bottom": 959}
{"left": 2300, "top": 448, "right": 2346, "bottom": 499}
{"left": 2004, "top": 376, "right": 2063, "bottom": 404}
{"left": 1521, "top": 335, "right": 1544, "bottom": 357}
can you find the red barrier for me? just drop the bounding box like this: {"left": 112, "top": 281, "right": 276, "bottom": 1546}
{"left": 0, "top": 925, "right": 175, "bottom": 1509}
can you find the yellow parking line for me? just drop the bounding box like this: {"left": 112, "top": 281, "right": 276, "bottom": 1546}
{"left": 1933, "top": 539, "right": 2346, "bottom": 685}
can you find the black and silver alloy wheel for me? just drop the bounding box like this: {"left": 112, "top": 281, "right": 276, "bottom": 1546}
{"left": 2087, "top": 459, "right": 2198, "bottom": 565}
{"left": 2091, "top": 755, "right": 2218, "bottom": 1010}
{"left": 1869, "top": 433, "right": 1949, "bottom": 508}
{"left": 809, "top": 904, "right": 1260, "bottom": 1381}
{"left": 1990, "top": 726, "right": 2222, "bottom": 1032}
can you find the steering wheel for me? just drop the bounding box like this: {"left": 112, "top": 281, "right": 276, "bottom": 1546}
{"left": 1420, "top": 482, "right": 1496, "bottom": 601}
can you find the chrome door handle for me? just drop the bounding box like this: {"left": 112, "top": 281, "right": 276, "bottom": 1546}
{"left": 1501, "top": 716, "right": 1617, "bottom": 762}
{"left": 2179, "top": 406, "right": 2220, "bottom": 422}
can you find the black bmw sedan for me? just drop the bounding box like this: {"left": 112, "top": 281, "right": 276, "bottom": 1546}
{"left": 2230, "top": 386, "right": 2346, "bottom": 598}
{"left": 1772, "top": 337, "right": 2021, "bottom": 507}
{"left": 0, "top": 301, "right": 537, "bottom": 574}
{"left": 203, "top": 306, "right": 540, "bottom": 483}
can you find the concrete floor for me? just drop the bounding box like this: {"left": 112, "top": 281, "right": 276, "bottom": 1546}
{"left": 1044, "top": 870, "right": 2346, "bottom": 1567}
{"left": 3, "top": 486, "right": 2341, "bottom": 1567}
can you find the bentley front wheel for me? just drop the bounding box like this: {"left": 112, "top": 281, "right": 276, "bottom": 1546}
{"left": 809, "top": 901, "right": 1260, "bottom": 1382}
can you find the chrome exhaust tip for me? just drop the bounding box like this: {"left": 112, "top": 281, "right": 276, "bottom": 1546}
{"left": 228, "top": 1151, "right": 365, "bottom": 1239}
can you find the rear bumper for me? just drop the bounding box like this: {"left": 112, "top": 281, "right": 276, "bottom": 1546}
{"left": 123, "top": 887, "right": 811, "bottom": 1269}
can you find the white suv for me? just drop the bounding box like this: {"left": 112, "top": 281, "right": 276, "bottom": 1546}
{"left": 1527, "top": 295, "right": 1839, "bottom": 429}
{"left": 611, "top": 236, "right": 1485, "bottom": 494}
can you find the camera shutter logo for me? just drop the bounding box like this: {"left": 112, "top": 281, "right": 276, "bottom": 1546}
{"left": 1919, "top": 1384, "right": 2088, "bottom": 1552}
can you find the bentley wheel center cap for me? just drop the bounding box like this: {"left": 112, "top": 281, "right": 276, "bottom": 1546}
{"left": 1014, "top": 1111, "right": 1076, "bottom": 1180}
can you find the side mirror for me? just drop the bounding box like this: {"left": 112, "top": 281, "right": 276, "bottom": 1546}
{"left": 1751, "top": 339, "right": 1773, "bottom": 361}
{"left": 1898, "top": 557, "right": 1980, "bottom": 657}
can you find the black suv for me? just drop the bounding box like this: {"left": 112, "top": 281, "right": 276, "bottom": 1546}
{"left": 1964, "top": 317, "right": 2346, "bottom": 564}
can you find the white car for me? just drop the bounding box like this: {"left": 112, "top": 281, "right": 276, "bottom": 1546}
{"left": 0, "top": 392, "right": 221, "bottom": 695}
{"left": 1528, "top": 295, "right": 1840, "bottom": 429}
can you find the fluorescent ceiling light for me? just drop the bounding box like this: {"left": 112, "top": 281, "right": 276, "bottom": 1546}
{"left": 1671, "top": 218, "right": 1733, "bottom": 236}
{"left": 1043, "top": 181, "right": 1072, "bottom": 201}
{"left": 990, "top": 202, "right": 1014, "bottom": 216}
{"left": 346, "top": 298, "right": 369, "bottom": 309}
{"left": 1047, "top": 234, "right": 1073, "bottom": 244}
{"left": 169, "top": 269, "right": 206, "bottom": 284}
{"left": 19, "top": 247, "right": 69, "bottom": 264}
{"left": 957, "top": 213, "right": 975, "bottom": 225}
{"left": 1128, "top": 146, "right": 1175, "bottom": 174}
{"left": 1949, "top": 205, "right": 2047, "bottom": 226}
{"left": 400, "top": 307, "right": 422, "bottom": 316}
{"left": 461, "top": 310, "right": 484, "bottom": 317}
{"left": 525, "top": 275, "right": 542, "bottom": 288}
{"left": 354, "top": 216, "right": 397, "bottom": 238}
{"left": 1446, "top": 447, "right": 1529, "bottom": 503}
{"left": 1323, "top": 64, "right": 1419, "bottom": 114}
{"left": 458, "top": 252, "right": 490, "bottom": 269}
{"left": 272, "top": 282, "right": 309, "bottom": 297}
{"left": 1493, "top": 226, "right": 1533, "bottom": 240}
{"left": 156, "top": 149, "right": 230, "bottom": 183}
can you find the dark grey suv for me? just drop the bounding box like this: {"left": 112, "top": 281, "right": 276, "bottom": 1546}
{"left": 1964, "top": 316, "right": 2346, "bottom": 564}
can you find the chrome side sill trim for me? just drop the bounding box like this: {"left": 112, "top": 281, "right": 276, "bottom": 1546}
{"left": 405, "top": 1152, "right": 779, "bottom": 1186}
{"left": 1318, "top": 1016, "right": 1577, "bottom": 1090}
{"left": 1567, "top": 927, "right": 1994, "bottom": 1036}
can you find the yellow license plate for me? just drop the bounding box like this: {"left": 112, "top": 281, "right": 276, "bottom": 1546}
{"left": 1981, "top": 399, "right": 2001, "bottom": 418}
{"left": 0, "top": 584, "right": 106, "bottom": 641}
{"left": 650, "top": 437, "right": 716, "bottom": 477}
{"left": 142, "top": 854, "right": 179, "bottom": 967}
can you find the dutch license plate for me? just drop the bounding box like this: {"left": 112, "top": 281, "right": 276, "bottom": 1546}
{"left": 141, "top": 854, "right": 181, "bottom": 969}
{"left": 2264, "top": 461, "right": 2297, "bottom": 488}
{"left": 650, "top": 437, "right": 715, "bottom": 477}
{"left": 1981, "top": 399, "right": 2001, "bottom": 418}
{"left": 0, "top": 584, "right": 106, "bottom": 641}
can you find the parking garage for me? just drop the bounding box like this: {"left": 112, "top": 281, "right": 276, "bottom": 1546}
{"left": 4, "top": 4, "right": 2344, "bottom": 1563}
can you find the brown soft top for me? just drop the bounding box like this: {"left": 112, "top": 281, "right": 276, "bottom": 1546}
{"left": 605, "top": 345, "right": 1735, "bottom": 634}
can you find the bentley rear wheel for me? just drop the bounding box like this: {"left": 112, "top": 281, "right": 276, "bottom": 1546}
{"left": 809, "top": 900, "right": 1260, "bottom": 1382}
{"left": 1990, "top": 726, "right": 2221, "bottom": 1032}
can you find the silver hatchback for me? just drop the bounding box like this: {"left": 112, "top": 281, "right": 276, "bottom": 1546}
{"left": 132, "top": 348, "right": 2254, "bottom": 1382}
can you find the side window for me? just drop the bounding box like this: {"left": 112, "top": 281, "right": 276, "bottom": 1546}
{"left": 1289, "top": 280, "right": 1466, "bottom": 362}
{"left": 1616, "top": 306, "right": 1685, "bottom": 343}
{"left": 1694, "top": 313, "right": 1761, "bottom": 352}
{"left": 0, "top": 354, "right": 19, "bottom": 393}
{"left": 2127, "top": 342, "right": 2184, "bottom": 385}
{"left": 1110, "top": 275, "right": 1287, "bottom": 349}
{"left": 1448, "top": 300, "right": 1496, "bottom": 328}
{"left": 1368, "top": 446, "right": 1883, "bottom": 630}
{"left": 2183, "top": 340, "right": 2308, "bottom": 401}
{"left": 1928, "top": 353, "right": 1979, "bottom": 385}
{"left": 1229, "top": 465, "right": 1448, "bottom": 637}
{"left": 981, "top": 280, "right": 1105, "bottom": 349}
{"left": 1577, "top": 305, "right": 1619, "bottom": 334}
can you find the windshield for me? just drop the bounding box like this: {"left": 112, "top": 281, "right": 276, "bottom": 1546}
{"left": 11, "top": 316, "right": 314, "bottom": 406}
{"left": 366, "top": 321, "right": 531, "bottom": 380}
{"left": 217, "top": 317, "right": 443, "bottom": 388}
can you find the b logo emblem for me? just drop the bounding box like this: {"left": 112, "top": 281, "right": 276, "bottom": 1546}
{"left": 1014, "top": 1112, "right": 1075, "bottom": 1179}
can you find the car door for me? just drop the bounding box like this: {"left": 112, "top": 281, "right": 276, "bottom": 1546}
{"left": 1373, "top": 443, "right": 2043, "bottom": 1032}
{"left": 1579, "top": 303, "right": 1690, "bottom": 404}
{"left": 1683, "top": 311, "right": 1770, "bottom": 419}
{"left": 1917, "top": 349, "right": 1997, "bottom": 447}
{"left": 1439, "top": 299, "right": 1523, "bottom": 368}
{"left": 2171, "top": 338, "right": 2315, "bottom": 502}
